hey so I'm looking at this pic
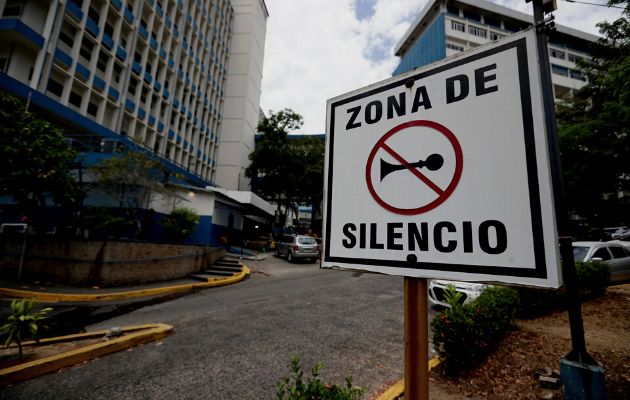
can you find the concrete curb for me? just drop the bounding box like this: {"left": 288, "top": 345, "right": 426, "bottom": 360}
{"left": 375, "top": 356, "right": 441, "bottom": 400}
{"left": 0, "top": 323, "right": 173, "bottom": 386}
{"left": 0, "top": 265, "right": 250, "bottom": 303}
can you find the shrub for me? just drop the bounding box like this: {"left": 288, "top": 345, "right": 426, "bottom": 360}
{"left": 1, "top": 298, "right": 52, "bottom": 359}
{"left": 575, "top": 260, "right": 610, "bottom": 296}
{"left": 431, "top": 286, "right": 519, "bottom": 375}
{"left": 516, "top": 260, "right": 611, "bottom": 318}
{"left": 276, "top": 356, "right": 364, "bottom": 400}
{"left": 161, "top": 207, "right": 200, "bottom": 241}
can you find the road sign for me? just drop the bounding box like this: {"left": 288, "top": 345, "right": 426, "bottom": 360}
{"left": 323, "top": 29, "right": 561, "bottom": 288}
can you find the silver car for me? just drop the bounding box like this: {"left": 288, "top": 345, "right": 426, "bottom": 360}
{"left": 275, "top": 235, "right": 320, "bottom": 263}
{"left": 573, "top": 241, "right": 630, "bottom": 282}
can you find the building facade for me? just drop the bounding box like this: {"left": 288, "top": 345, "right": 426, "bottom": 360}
{"left": 0, "top": 0, "right": 272, "bottom": 245}
{"left": 393, "top": 0, "right": 598, "bottom": 101}
{"left": 215, "top": 0, "right": 267, "bottom": 191}
{"left": 0, "top": 0, "right": 267, "bottom": 188}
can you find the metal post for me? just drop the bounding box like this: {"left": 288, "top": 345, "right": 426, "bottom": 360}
{"left": 530, "top": 0, "right": 595, "bottom": 366}
{"left": 404, "top": 277, "right": 429, "bottom": 400}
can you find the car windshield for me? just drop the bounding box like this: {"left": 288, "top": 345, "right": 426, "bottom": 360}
{"left": 298, "top": 237, "right": 316, "bottom": 245}
{"left": 573, "top": 246, "right": 590, "bottom": 262}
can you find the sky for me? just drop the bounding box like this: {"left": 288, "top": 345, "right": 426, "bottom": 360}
{"left": 258, "top": 0, "right": 624, "bottom": 134}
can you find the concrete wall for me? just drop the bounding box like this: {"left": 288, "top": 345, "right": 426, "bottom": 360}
{"left": 0, "top": 238, "right": 226, "bottom": 287}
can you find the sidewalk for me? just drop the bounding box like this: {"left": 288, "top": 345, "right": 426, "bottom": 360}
{"left": 0, "top": 263, "right": 250, "bottom": 304}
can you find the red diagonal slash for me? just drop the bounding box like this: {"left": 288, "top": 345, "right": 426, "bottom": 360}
{"left": 381, "top": 143, "right": 444, "bottom": 195}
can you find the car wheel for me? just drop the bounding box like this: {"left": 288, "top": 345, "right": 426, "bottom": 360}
{"left": 287, "top": 252, "right": 294, "bottom": 263}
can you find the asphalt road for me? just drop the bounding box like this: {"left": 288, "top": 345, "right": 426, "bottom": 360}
{"left": 2, "top": 256, "right": 436, "bottom": 400}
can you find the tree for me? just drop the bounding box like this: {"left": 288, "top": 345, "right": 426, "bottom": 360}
{"left": 90, "top": 151, "right": 177, "bottom": 238}
{"left": 0, "top": 90, "right": 81, "bottom": 231}
{"left": 556, "top": 0, "right": 630, "bottom": 224}
{"left": 1, "top": 298, "right": 52, "bottom": 359}
{"left": 160, "top": 207, "right": 200, "bottom": 241}
{"left": 245, "top": 109, "right": 324, "bottom": 230}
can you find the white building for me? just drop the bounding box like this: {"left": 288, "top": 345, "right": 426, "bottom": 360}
{"left": 0, "top": 0, "right": 273, "bottom": 244}
{"left": 216, "top": 0, "right": 267, "bottom": 191}
{"left": 0, "top": 0, "right": 267, "bottom": 189}
{"left": 394, "top": 0, "right": 598, "bottom": 101}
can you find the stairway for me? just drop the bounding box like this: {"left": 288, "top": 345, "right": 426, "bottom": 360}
{"left": 189, "top": 256, "right": 245, "bottom": 281}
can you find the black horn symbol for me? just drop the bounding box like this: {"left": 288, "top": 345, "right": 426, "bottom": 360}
{"left": 380, "top": 153, "right": 444, "bottom": 181}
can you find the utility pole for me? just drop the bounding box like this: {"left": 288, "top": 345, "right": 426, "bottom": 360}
{"left": 527, "top": 0, "right": 607, "bottom": 398}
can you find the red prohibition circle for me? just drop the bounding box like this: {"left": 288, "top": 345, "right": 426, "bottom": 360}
{"left": 365, "top": 120, "right": 463, "bottom": 215}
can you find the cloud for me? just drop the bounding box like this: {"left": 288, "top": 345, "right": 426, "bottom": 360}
{"left": 259, "top": 0, "right": 624, "bottom": 134}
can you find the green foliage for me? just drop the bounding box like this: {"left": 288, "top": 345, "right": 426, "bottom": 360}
{"left": 90, "top": 151, "right": 175, "bottom": 238}
{"left": 245, "top": 109, "right": 324, "bottom": 228}
{"left": 0, "top": 90, "right": 82, "bottom": 230}
{"left": 431, "top": 286, "right": 519, "bottom": 375}
{"left": 516, "top": 261, "right": 611, "bottom": 317}
{"left": 276, "top": 356, "right": 364, "bottom": 400}
{"left": 575, "top": 260, "right": 611, "bottom": 296}
{"left": 161, "top": 207, "right": 200, "bottom": 241}
{"left": 1, "top": 298, "right": 52, "bottom": 359}
{"left": 81, "top": 206, "right": 137, "bottom": 239}
{"left": 443, "top": 284, "right": 464, "bottom": 308}
{"left": 556, "top": 2, "right": 630, "bottom": 222}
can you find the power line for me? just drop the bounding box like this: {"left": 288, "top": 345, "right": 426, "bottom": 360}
{"left": 563, "top": 0, "right": 626, "bottom": 9}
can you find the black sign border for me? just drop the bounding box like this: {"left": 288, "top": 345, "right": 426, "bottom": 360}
{"left": 325, "top": 37, "right": 548, "bottom": 279}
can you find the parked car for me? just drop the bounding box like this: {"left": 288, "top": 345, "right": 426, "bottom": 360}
{"left": 573, "top": 241, "right": 630, "bottom": 282}
{"left": 428, "top": 280, "right": 490, "bottom": 308}
{"left": 602, "top": 226, "right": 630, "bottom": 240}
{"left": 274, "top": 234, "right": 320, "bottom": 263}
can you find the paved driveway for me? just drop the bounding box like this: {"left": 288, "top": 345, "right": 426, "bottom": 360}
{"left": 2, "top": 256, "right": 435, "bottom": 399}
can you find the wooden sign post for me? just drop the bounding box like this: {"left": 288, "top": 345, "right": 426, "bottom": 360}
{"left": 404, "top": 277, "right": 429, "bottom": 400}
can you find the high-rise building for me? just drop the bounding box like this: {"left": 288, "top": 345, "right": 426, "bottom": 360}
{"left": 0, "top": 0, "right": 267, "bottom": 189}
{"left": 393, "top": 0, "right": 598, "bottom": 101}
{"left": 216, "top": 0, "right": 267, "bottom": 191}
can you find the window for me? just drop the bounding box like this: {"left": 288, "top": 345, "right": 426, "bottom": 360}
{"left": 610, "top": 246, "right": 628, "bottom": 259}
{"left": 79, "top": 37, "right": 94, "bottom": 61}
{"left": 97, "top": 50, "right": 108, "bottom": 72}
{"left": 128, "top": 77, "right": 138, "bottom": 95}
{"left": 551, "top": 64, "right": 569, "bottom": 77}
{"left": 446, "top": 5, "right": 459, "bottom": 16}
{"left": 47, "top": 78, "right": 64, "bottom": 97}
{"left": 468, "top": 25, "right": 487, "bottom": 38}
{"left": 134, "top": 51, "right": 142, "bottom": 63}
{"left": 0, "top": 57, "right": 7, "bottom": 73}
{"left": 88, "top": 6, "right": 100, "bottom": 23}
{"left": 140, "top": 86, "right": 148, "bottom": 104}
{"left": 504, "top": 22, "right": 520, "bottom": 32}
{"left": 2, "top": 1, "right": 23, "bottom": 17}
{"left": 447, "top": 43, "right": 464, "bottom": 52}
{"left": 104, "top": 22, "right": 114, "bottom": 37}
{"left": 550, "top": 48, "right": 565, "bottom": 60}
{"left": 69, "top": 91, "right": 82, "bottom": 108}
{"left": 451, "top": 21, "right": 465, "bottom": 33}
{"left": 59, "top": 25, "right": 76, "bottom": 48}
{"left": 485, "top": 16, "right": 501, "bottom": 29}
{"left": 463, "top": 10, "right": 481, "bottom": 22}
{"left": 570, "top": 69, "right": 586, "bottom": 81}
{"left": 87, "top": 101, "right": 98, "bottom": 116}
{"left": 489, "top": 32, "right": 504, "bottom": 41}
{"left": 592, "top": 248, "right": 611, "bottom": 261}
{"left": 113, "top": 63, "right": 122, "bottom": 83}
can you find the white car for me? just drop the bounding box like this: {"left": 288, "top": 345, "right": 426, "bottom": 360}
{"left": 573, "top": 241, "right": 630, "bottom": 282}
{"left": 428, "top": 280, "right": 490, "bottom": 308}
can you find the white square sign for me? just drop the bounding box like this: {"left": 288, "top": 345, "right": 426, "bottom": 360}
{"left": 323, "top": 30, "right": 561, "bottom": 288}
